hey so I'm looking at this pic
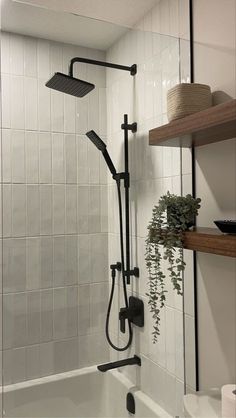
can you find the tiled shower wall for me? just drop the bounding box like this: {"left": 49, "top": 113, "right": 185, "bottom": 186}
{"left": 0, "top": 32, "right": 109, "bottom": 384}
{"left": 106, "top": 1, "right": 192, "bottom": 416}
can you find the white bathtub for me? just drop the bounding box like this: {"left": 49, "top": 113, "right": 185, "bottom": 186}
{"left": 2, "top": 366, "right": 171, "bottom": 418}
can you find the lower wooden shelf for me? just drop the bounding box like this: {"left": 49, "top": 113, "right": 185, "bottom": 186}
{"left": 183, "top": 227, "right": 236, "bottom": 257}
{"left": 150, "top": 227, "right": 236, "bottom": 258}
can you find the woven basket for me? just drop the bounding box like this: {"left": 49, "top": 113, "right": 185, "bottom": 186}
{"left": 167, "top": 83, "right": 212, "bottom": 122}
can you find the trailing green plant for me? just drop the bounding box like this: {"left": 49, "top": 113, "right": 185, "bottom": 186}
{"left": 145, "top": 192, "right": 201, "bottom": 343}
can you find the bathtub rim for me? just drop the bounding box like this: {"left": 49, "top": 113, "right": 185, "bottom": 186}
{"left": 1, "top": 366, "right": 172, "bottom": 418}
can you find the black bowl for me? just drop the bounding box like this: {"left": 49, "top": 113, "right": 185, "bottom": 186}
{"left": 214, "top": 220, "right": 236, "bottom": 234}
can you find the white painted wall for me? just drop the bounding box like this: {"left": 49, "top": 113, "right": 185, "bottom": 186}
{"left": 193, "top": 0, "right": 236, "bottom": 389}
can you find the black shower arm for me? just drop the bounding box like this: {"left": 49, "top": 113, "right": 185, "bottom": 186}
{"left": 69, "top": 57, "right": 137, "bottom": 77}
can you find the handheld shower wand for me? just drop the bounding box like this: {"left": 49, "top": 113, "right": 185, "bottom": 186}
{"left": 85, "top": 128, "right": 134, "bottom": 352}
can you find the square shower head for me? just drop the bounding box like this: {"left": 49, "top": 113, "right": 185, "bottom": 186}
{"left": 46, "top": 72, "right": 95, "bottom": 97}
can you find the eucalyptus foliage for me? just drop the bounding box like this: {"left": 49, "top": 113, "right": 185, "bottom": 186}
{"left": 145, "top": 192, "right": 201, "bottom": 343}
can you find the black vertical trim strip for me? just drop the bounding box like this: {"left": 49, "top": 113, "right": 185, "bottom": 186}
{"left": 189, "top": 0, "right": 200, "bottom": 391}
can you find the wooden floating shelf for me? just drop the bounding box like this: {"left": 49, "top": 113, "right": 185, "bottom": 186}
{"left": 184, "top": 227, "right": 236, "bottom": 257}
{"left": 151, "top": 228, "right": 236, "bottom": 258}
{"left": 149, "top": 99, "right": 236, "bottom": 147}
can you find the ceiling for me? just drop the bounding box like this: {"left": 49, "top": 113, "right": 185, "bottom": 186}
{"left": 12, "top": 0, "right": 158, "bottom": 28}
{"left": 1, "top": 0, "right": 158, "bottom": 50}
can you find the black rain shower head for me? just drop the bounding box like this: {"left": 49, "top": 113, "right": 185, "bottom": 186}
{"left": 45, "top": 72, "right": 95, "bottom": 98}
{"left": 46, "top": 57, "right": 137, "bottom": 98}
{"left": 86, "top": 130, "right": 117, "bottom": 177}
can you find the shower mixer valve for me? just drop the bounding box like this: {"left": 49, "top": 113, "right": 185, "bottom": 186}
{"left": 119, "top": 296, "right": 144, "bottom": 333}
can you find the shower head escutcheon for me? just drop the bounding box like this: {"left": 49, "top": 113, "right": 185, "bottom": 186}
{"left": 86, "top": 130, "right": 117, "bottom": 177}
{"left": 46, "top": 57, "right": 137, "bottom": 98}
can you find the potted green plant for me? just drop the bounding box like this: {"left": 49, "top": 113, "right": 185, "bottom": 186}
{"left": 145, "top": 192, "right": 201, "bottom": 343}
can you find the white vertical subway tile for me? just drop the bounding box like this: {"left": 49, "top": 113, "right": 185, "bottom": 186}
{"left": 65, "top": 134, "right": 77, "bottom": 183}
{"left": 25, "top": 131, "right": 39, "bottom": 183}
{"left": 2, "top": 184, "right": 12, "bottom": 237}
{"left": 37, "top": 39, "right": 50, "bottom": 78}
{"left": 78, "top": 235, "right": 91, "bottom": 285}
{"left": 10, "top": 33, "right": 24, "bottom": 75}
{"left": 172, "top": 147, "right": 181, "bottom": 176}
{"left": 182, "top": 173, "right": 192, "bottom": 195}
{"left": 90, "top": 283, "right": 108, "bottom": 333}
{"left": 40, "top": 185, "right": 52, "bottom": 235}
{"left": 76, "top": 98, "right": 88, "bottom": 134}
{"left": 88, "top": 141, "right": 100, "bottom": 184}
{"left": 163, "top": 147, "right": 172, "bottom": 178}
{"left": 88, "top": 89, "right": 99, "bottom": 132}
{"left": 24, "top": 37, "right": 37, "bottom": 77}
{"left": 3, "top": 294, "right": 14, "bottom": 348}
{"left": 175, "top": 309, "right": 184, "bottom": 381}
{"left": 10, "top": 76, "right": 25, "bottom": 129}
{"left": 2, "top": 129, "right": 12, "bottom": 183}
{"left": 26, "top": 185, "right": 40, "bottom": 236}
{"left": 53, "top": 236, "right": 65, "bottom": 287}
{"left": 65, "top": 185, "right": 77, "bottom": 234}
{"left": 39, "top": 132, "right": 52, "bottom": 183}
{"left": 10, "top": 348, "right": 26, "bottom": 383}
{"left": 13, "top": 292, "right": 27, "bottom": 348}
{"left": 182, "top": 147, "right": 192, "bottom": 175}
{"left": 25, "top": 77, "right": 38, "bottom": 130}
{"left": 26, "top": 237, "right": 40, "bottom": 290}
{"left": 160, "top": 0, "right": 171, "bottom": 35}
{"left": 3, "top": 238, "right": 26, "bottom": 293}
{"left": 64, "top": 94, "right": 76, "bottom": 134}
{"left": 52, "top": 185, "right": 65, "bottom": 234}
{"left": 65, "top": 236, "right": 78, "bottom": 286}
{"left": 185, "top": 314, "right": 196, "bottom": 389}
{"left": 40, "top": 237, "right": 53, "bottom": 289}
{"left": 66, "top": 286, "right": 78, "bottom": 338}
{"left": 165, "top": 306, "right": 176, "bottom": 374}
{"left": 27, "top": 291, "right": 40, "bottom": 344}
{"left": 51, "top": 90, "right": 64, "bottom": 133}
{"left": 50, "top": 42, "right": 63, "bottom": 74}
{"left": 12, "top": 130, "right": 25, "bottom": 183}
{"left": 3, "top": 349, "right": 12, "bottom": 385}
{"left": 40, "top": 290, "right": 53, "bottom": 342}
{"left": 91, "top": 234, "right": 108, "bottom": 283}
{"left": 53, "top": 287, "right": 66, "bottom": 340}
{"left": 26, "top": 345, "right": 40, "bottom": 380}
{"left": 77, "top": 135, "right": 89, "bottom": 184}
{"left": 78, "top": 335, "right": 90, "bottom": 367}
{"left": 100, "top": 185, "right": 108, "bottom": 233}
{"left": 99, "top": 88, "right": 107, "bottom": 136}
{"left": 99, "top": 153, "right": 108, "bottom": 185}
{"left": 89, "top": 186, "right": 101, "bottom": 233}
{"left": 169, "top": 0, "right": 180, "bottom": 37}
{"left": 52, "top": 133, "right": 65, "bottom": 183}
{"left": 78, "top": 285, "right": 90, "bottom": 335}
{"left": 184, "top": 249, "right": 194, "bottom": 317}
{"left": 1, "top": 74, "right": 11, "bottom": 128}
{"left": 38, "top": 78, "right": 51, "bottom": 131}
{"left": 12, "top": 185, "right": 26, "bottom": 237}
{"left": 77, "top": 186, "right": 89, "bottom": 233}
{"left": 1, "top": 32, "right": 10, "bottom": 74}
{"left": 40, "top": 342, "right": 54, "bottom": 376}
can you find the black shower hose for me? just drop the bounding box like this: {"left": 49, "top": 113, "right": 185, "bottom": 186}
{"left": 105, "top": 180, "right": 133, "bottom": 351}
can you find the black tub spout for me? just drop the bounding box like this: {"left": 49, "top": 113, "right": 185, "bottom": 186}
{"left": 97, "top": 355, "right": 141, "bottom": 372}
